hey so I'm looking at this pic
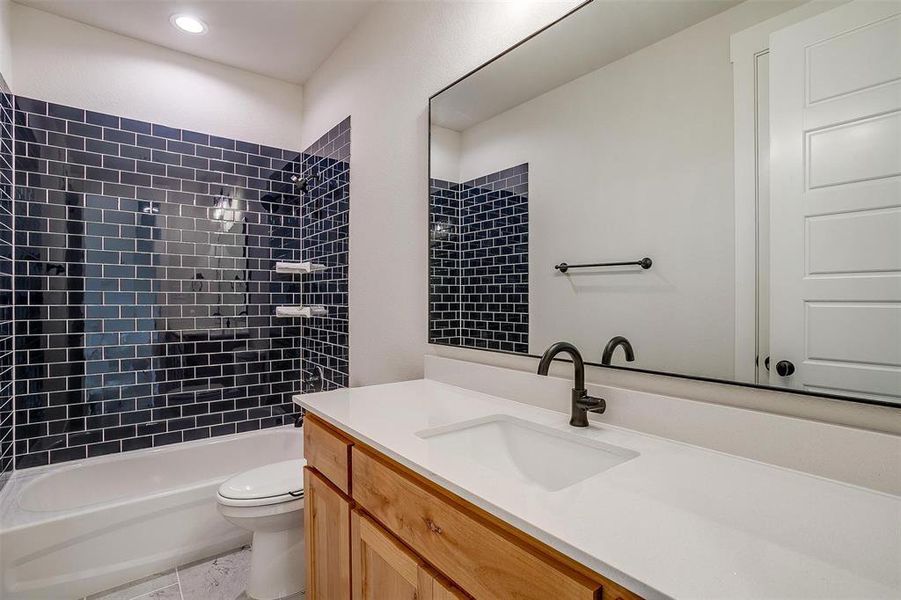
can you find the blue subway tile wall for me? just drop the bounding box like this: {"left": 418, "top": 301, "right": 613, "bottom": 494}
{"left": 0, "top": 92, "right": 13, "bottom": 487}
{"left": 428, "top": 164, "right": 528, "bottom": 353}
{"left": 459, "top": 164, "right": 529, "bottom": 352}
{"left": 11, "top": 95, "right": 349, "bottom": 468}
{"left": 299, "top": 117, "right": 349, "bottom": 391}
{"left": 429, "top": 178, "right": 461, "bottom": 345}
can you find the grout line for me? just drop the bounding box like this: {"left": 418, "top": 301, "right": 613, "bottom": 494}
{"left": 175, "top": 566, "right": 185, "bottom": 600}
{"left": 127, "top": 581, "right": 170, "bottom": 600}
{"left": 126, "top": 582, "right": 179, "bottom": 600}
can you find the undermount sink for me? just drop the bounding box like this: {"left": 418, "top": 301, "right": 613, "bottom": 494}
{"left": 416, "top": 415, "right": 638, "bottom": 492}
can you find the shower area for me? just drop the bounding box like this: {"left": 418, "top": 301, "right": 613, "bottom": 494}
{"left": 3, "top": 97, "right": 349, "bottom": 471}
{"left": 0, "top": 0, "right": 357, "bottom": 593}
{"left": 0, "top": 89, "right": 349, "bottom": 596}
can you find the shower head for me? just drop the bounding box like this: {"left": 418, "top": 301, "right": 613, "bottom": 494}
{"left": 291, "top": 173, "right": 317, "bottom": 194}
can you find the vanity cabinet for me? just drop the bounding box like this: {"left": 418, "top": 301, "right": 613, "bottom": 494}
{"left": 304, "top": 411, "right": 353, "bottom": 495}
{"left": 352, "top": 509, "right": 466, "bottom": 599}
{"left": 303, "top": 414, "right": 642, "bottom": 600}
{"left": 304, "top": 467, "right": 352, "bottom": 600}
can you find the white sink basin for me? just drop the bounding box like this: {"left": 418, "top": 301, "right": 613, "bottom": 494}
{"left": 416, "top": 415, "right": 638, "bottom": 492}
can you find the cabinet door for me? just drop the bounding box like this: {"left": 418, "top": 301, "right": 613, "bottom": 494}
{"left": 352, "top": 509, "right": 467, "bottom": 600}
{"left": 305, "top": 467, "right": 352, "bottom": 600}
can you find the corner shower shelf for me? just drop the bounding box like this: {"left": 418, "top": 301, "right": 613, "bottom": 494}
{"left": 275, "top": 261, "right": 327, "bottom": 274}
{"left": 276, "top": 305, "right": 328, "bottom": 318}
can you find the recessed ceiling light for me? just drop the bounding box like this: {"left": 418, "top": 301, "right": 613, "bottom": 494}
{"left": 171, "top": 14, "right": 207, "bottom": 34}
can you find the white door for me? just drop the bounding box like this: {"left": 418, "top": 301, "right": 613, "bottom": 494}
{"left": 769, "top": 0, "right": 901, "bottom": 402}
{"left": 757, "top": 52, "right": 771, "bottom": 385}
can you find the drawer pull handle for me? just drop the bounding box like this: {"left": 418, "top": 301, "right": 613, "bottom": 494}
{"left": 425, "top": 518, "right": 443, "bottom": 535}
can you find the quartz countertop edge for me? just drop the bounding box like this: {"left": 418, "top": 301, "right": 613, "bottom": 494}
{"left": 294, "top": 378, "right": 900, "bottom": 600}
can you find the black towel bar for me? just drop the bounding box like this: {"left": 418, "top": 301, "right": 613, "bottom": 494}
{"left": 555, "top": 258, "right": 652, "bottom": 273}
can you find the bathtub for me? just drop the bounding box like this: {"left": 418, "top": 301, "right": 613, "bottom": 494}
{"left": 0, "top": 426, "right": 303, "bottom": 599}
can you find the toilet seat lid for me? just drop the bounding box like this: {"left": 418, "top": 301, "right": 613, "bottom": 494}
{"left": 218, "top": 458, "right": 306, "bottom": 505}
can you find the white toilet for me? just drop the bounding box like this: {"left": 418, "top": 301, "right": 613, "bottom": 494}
{"left": 217, "top": 458, "right": 307, "bottom": 600}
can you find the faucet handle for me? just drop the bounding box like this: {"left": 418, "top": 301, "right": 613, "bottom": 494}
{"left": 586, "top": 395, "right": 606, "bottom": 414}
{"left": 575, "top": 392, "right": 606, "bottom": 414}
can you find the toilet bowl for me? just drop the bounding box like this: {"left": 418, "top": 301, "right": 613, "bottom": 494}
{"left": 217, "top": 458, "right": 307, "bottom": 600}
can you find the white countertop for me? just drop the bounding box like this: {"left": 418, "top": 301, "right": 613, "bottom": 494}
{"left": 295, "top": 379, "right": 900, "bottom": 600}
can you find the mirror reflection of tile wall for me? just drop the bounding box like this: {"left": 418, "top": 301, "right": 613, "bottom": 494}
{"left": 429, "top": 164, "right": 528, "bottom": 353}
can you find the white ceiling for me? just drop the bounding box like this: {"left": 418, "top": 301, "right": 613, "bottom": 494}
{"left": 15, "top": 0, "right": 377, "bottom": 84}
{"left": 431, "top": 0, "right": 742, "bottom": 131}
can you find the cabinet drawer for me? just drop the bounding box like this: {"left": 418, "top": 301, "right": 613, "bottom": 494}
{"left": 351, "top": 446, "right": 602, "bottom": 600}
{"left": 304, "top": 414, "right": 353, "bottom": 494}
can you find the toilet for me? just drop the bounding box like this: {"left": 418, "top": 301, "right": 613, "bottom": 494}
{"left": 216, "top": 458, "right": 307, "bottom": 600}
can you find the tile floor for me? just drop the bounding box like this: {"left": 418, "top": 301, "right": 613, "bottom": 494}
{"left": 87, "top": 547, "right": 304, "bottom": 600}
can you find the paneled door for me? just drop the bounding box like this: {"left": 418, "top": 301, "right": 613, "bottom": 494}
{"left": 351, "top": 509, "right": 466, "bottom": 600}
{"left": 769, "top": 0, "right": 901, "bottom": 401}
{"left": 305, "top": 467, "right": 352, "bottom": 600}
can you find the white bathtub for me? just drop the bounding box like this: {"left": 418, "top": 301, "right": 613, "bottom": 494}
{"left": 0, "top": 426, "right": 303, "bottom": 599}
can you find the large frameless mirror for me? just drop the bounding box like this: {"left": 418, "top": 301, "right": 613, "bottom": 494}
{"left": 428, "top": 0, "right": 901, "bottom": 407}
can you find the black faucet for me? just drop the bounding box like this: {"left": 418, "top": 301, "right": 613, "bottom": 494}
{"left": 537, "top": 342, "right": 606, "bottom": 427}
{"left": 602, "top": 336, "right": 635, "bottom": 365}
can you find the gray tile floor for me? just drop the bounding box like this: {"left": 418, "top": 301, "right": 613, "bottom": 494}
{"left": 87, "top": 547, "right": 304, "bottom": 600}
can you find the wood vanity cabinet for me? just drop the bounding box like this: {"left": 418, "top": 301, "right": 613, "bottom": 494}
{"left": 304, "top": 412, "right": 353, "bottom": 495}
{"left": 352, "top": 509, "right": 466, "bottom": 599}
{"left": 304, "top": 467, "right": 352, "bottom": 600}
{"left": 303, "top": 414, "right": 642, "bottom": 600}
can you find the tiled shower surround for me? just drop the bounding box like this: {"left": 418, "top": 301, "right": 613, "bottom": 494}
{"left": 0, "top": 93, "right": 13, "bottom": 485}
{"left": 298, "top": 118, "right": 350, "bottom": 391}
{"left": 11, "top": 96, "right": 349, "bottom": 468}
{"left": 429, "top": 164, "right": 528, "bottom": 353}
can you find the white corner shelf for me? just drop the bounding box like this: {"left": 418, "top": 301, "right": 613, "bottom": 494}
{"left": 275, "top": 261, "right": 327, "bottom": 274}
{"left": 276, "top": 305, "right": 328, "bottom": 318}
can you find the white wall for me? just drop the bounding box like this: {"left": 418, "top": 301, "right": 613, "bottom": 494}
{"left": 300, "top": 0, "right": 579, "bottom": 386}
{"left": 9, "top": 3, "right": 303, "bottom": 149}
{"left": 453, "top": 0, "right": 802, "bottom": 379}
{"left": 0, "top": 0, "right": 11, "bottom": 90}
{"left": 429, "top": 125, "right": 461, "bottom": 183}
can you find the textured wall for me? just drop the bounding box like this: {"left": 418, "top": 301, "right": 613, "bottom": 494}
{"left": 12, "top": 95, "right": 348, "bottom": 468}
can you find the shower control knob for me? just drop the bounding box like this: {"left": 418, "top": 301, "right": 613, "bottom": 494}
{"left": 775, "top": 360, "right": 795, "bottom": 377}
